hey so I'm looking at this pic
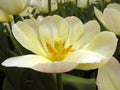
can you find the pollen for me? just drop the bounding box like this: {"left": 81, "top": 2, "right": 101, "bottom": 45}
{"left": 46, "top": 38, "right": 75, "bottom": 62}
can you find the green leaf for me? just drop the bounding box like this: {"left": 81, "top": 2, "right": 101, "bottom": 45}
{"left": 2, "top": 78, "right": 15, "bottom": 90}
{"left": 0, "top": 24, "right": 10, "bottom": 50}
{"left": 0, "top": 23, "right": 11, "bottom": 64}
{"left": 2, "top": 68, "right": 57, "bottom": 90}
{"left": 63, "top": 74, "right": 96, "bottom": 90}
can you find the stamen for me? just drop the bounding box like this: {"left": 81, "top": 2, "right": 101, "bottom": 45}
{"left": 46, "top": 42, "right": 57, "bottom": 55}
{"left": 46, "top": 38, "right": 75, "bottom": 62}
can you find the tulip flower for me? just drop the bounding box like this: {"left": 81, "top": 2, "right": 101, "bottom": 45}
{"left": 67, "top": 0, "right": 97, "bottom": 8}
{"left": 58, "top": 0, "right": 67, "bottom": 3}
{"left": 0, "top": 9, "right": 13, "bottom": 22}
{"left": 2, "top": 15, "right": 117, "bottom": 73}
{"left": 94, "top": 3, "right": 120, "bottom": 36}
{"left": 77, "top": 0, "right": 97, "bottom": 8}
{"left": 69, "top": 0, "right": 97, "bottom": 8}
{"left": 97, "top": 57, "right": 120, "bottom": 90}
{"left": 0, "top": 0, "right": 30, "bottom": 15}
{"left": 30, "top": 0, "right": 58, "bottom": 13}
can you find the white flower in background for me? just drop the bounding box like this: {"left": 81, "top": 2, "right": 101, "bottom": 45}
{"left": 58, "top": 0, "right": 68, "bottom": 3}
{"left": 94, "top": 3, "right": 120, "bottom": 36}
{"left": 77, "top": 0, "right": 97, "bottom": 8}
{"left": 97, "top": 57, "right": 120, "bottom": 90}
{"left": 0, "top": 9, "right": 13, "bottom": 22}
{"left": 0, "top": 0, "right": 30, "bottom": 15}
{"left": 30, "top": 0, "right": 58, "bottom": 13}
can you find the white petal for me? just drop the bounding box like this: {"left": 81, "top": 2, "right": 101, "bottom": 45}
{"left": 50, "top": 15, "right": 69, "bottom": 39}
{"left": 39, "top": 15, "right": 59, "bottom": 41}
{"left": 33, "top": 61, "right": 78, "bottom": 73}
{"left": 39, "top": 22, "right": 53, "bottom": 51}
{"left": 38, "top": 16, "right": 59, "bottom": 53}
{"left": 2, "top": 55, "right": 78, "bottom": 73}
{"left": 39, "top": 15, "right": 69, "bottom": 51}
{"left": 76, "top": 20, "right": 100, "bottom": 49}
{"left": 65, "top": 16, "right": 80, "bottom": 27}
{"left": 107, "top": 3, "right": 120, "bottom": 12}
{"left": 67, "top": 22, "right": 84, "bottom": 49}
{"left": 94, "top": 7, "right": 106, "bottom": 27}
{"left": 2, "top": 55, "right": 51, "bottom": 67}
{"left": 64, "top": 50, "right": 107, "bottom": 70}
{"left": 65, "top": 16, "right": 84, "bottom": 48}
{"left": 12, "top": 21, "right": 47, "bottom": 56}
{"left": 83, "top": 31, "right": 117, "bottom": 59}
{"left": 97, "top": 57, "right": 120, "bottom": 90}
{"left": 57, "top": 19, "right": 69, "bottom": 40}
{"left": 24, "top": 19, "right": 40, "bottom": 34}
{"left": 104, "top": 8, "right": 120, "bottom": 35}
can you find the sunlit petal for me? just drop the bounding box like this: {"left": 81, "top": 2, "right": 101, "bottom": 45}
{"left": 83, "top": 31, "right": 117, "bottom": 59}
{"left": 33, "top": 61, "right": 78, "bottom": 73}
{"left": 75, "top": 20, "right": 100, "bottom": 49}
{"left": 2, "top": 55, "right": 78, "bottom": 73}
{"left": 76, "top": 61, "right": 108, "bottom": 70}
{"left": 64, "top": 50, "right": 106, "bottom": 70}
{"left": 12, "top": 21, "right": 47, "bottom": 56}
{"left": 57, "top": 19, "right": 69, "bottom": 40}
{"left": 39, "top": 15, "right": 69, "bottom": 50}
{"left": 24, "top": 19, "right": 40, "bottom": 29}
{"left": 38, "top": 16, "right": 59, "bottom": 51}
{"left": 65, "top": 16, "right": 84, "bottom": 48}
{"left": 24, "top": 19, "right": 40, "bottom": 34}
{"left": 65, "top": 16, "right": 81, "bottom": 28}
{"left": 67, "top": 22, "right": 84, "bottom": 49}
{"left": 50, "top": 15, "right": 69, "bottom": 40}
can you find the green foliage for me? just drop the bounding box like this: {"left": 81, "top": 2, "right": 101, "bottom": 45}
{"left": 2, "top": 67, "right": 96, "bottom": 90}
{"left": 0, "top": 24, "right": 11, "bottom": 63}
{"left": 2, "top": 68, "right": 57, "bottom": 90}
{"left": 63, "top": 74, "right": 96, "bottom": 90}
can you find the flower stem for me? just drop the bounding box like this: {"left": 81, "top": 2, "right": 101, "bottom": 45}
{"left": 60, "top": 0, "right": 62, "bottom": 4}
{"left": 48, "top": 0, "right": 51, "bottom": 15}
{"left": 101, "top": 0, "right": 105, "bottom": 10}
{"left": 75, "top": 0, "right": 78, "bottom": 6}
{"left": 56, "top": 73, "right": 63, "bottom": 90}
{"left": 87, "top": 0, "right": 89, "bottom": 8}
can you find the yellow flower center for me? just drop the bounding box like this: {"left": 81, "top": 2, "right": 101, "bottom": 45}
{"left": 46, "top": 38, "right": 75, "bottom": 62}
